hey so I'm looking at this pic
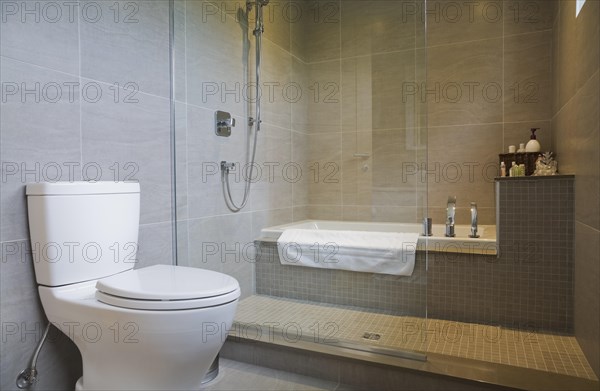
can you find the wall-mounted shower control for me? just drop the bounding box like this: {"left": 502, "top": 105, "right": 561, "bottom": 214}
{"left": 215, "top": 111, "right": 235, "bottom": 137}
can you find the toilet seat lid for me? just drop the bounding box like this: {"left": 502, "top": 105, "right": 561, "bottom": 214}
{"left": 96, "top": 265, "right": 240, "bottom": 301}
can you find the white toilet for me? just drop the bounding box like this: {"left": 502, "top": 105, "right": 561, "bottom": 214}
{"left": 26, "top": 181, "right": 240, "bottom": 391}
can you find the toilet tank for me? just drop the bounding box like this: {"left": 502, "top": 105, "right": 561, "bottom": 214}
{"left": 26, "top": 182, "right": 141, "bottom": 286}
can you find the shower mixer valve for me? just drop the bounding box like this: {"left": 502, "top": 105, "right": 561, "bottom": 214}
{"left": 215, "top": 110, "right": 235, "bottom": 137}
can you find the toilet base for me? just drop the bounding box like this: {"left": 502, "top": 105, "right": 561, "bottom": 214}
{"left": 202, "top": 355, "right": 220, "bottom": 384}
{"left": 74, "top": 355, "right": 221, "bottom": 390}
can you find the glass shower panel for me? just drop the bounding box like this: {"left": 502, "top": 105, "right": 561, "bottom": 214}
{"left": 285, "top": 0, "right": 428, "bottom": 354}
{"left": 174, "top": 0, "right": 428, "bottom": 359}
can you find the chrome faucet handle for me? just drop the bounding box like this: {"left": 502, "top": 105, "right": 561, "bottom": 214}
{"left": 446, "top": 196, "right": 456, "bottom": 223}
{"left": 469, "top": 202, "right": 479, "bottom": 238}
{"left": 445, "top": 196, "right": 456, "bottom": 237}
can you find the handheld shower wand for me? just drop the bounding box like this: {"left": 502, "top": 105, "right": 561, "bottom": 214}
{"left": 221, "top": 0, "right": 269, "bottom": 212}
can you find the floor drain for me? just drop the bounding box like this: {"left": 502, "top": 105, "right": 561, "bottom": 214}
{"left": 362, "top": 332, "right": 381, "bottom": 341}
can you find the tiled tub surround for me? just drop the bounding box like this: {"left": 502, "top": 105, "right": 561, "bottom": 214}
{"left": 493, "top": 176, "right": 574, "bottom": 332}
{"left": 256, "top": 241, "right": 427, "bottom": 316}
{"left": 256, "top": 176, "right": 575, "bottom": 333}
{"left": 256, "top": 244, "right": 572, "bottom": 333}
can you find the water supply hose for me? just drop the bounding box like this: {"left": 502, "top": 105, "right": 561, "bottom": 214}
{"left": 16, "top": 323, "right": 51, "bottom": 389}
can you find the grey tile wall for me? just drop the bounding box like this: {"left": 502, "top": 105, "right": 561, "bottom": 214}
{"left": 0, "top": 2, "right": 174, "bottom": 389}
{"left": 291, "top": 0, "right": 428, "bottom": 224}
{"left": 426, "top": 0, "right": 555, "bottom": 226}
{"left": 296, "top": 1, "right": 556, "bottom": 226}
{"left": 552, "top": 0, "right": 600, "bottom": 377}
{"left": 173, "top": 0, "right": 298, "bottom": 305}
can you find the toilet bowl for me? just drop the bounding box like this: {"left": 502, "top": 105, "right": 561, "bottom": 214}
{"left": 26, "top": 182, "right": 240, "bottom": 390}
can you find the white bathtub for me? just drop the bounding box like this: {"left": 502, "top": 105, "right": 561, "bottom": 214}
{"left": 261, "top": 220, "right": 497, "bottom": 256}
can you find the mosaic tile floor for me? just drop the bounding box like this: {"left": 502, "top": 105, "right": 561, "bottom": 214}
{"left": 234, "top": 295, "right": 598, "bottom": 381}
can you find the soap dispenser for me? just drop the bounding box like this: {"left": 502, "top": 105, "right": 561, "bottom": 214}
{"left": 525, "top": 128, "right": 541, "bottom": 152}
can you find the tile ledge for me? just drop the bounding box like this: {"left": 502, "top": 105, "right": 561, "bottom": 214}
{"left": 495, "top": 174, "right": 575, "bottom": 181}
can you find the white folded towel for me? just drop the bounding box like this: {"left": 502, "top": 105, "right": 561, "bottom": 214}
{"left": 276, "top": 229, "right": 419, "bottom": 276}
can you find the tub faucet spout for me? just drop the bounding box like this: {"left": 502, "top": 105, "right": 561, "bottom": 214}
{"left": 469, "top": 202, "right": 480, "bottom": 238}
{"left": 445, "top": 196, "right": 456, "bottom": 237}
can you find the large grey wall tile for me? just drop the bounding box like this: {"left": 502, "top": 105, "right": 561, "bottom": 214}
{"left": 556, "top": 0, "right": 577, "bottom": 110}
{"left": 175, "top": 102, "right": 189, "bottom": 220}
{"left": 428, "top": 124, "right": 502, "bottom": 210}
{"left": 427, "top": 1, "right": 503, "bottom": 47}
{"left": 503, "top": 0, "right": 556, "bottom": 36}
{"left": 185, "top": 0, "right": 250, "bottom": 117}
{"left": 260, "top": 0, "right": 291, "bottom": 52}
{"left": 187, "top": 214, "right": 254, "bottom": 297}
{"left": 174, "top": 0, "right": 187, "bottom": 103}
{"left": 290, "top": 0, "right": 309, "bottom": 61}
{"left": 574, "top": 72, "right": 599, "bottom": 230}
{"left": 307, "top": 204, "right": 342, "bottom": 220}
{"left": 370, "top": 49, "right": 421, "bottom": 131}
{"left": 79, "top": 0, "right": 170, "bottom": 98}
{"left": 307, "top": 60, "right": 341, "bottom": 134}
{"left": 249, "top": 125, "right": 293, "bottom": 212}
{"left": 341, "top": 0, "right": 416, "bottom": 58}
{"left": 553, "top": 94, "right": 577, "bottom": 174}
{"left": 371, "top": 129, "right": 418, "bottom": 207}
{"left": 0, "top": 0, "right": 79, "bottom": 74}
{"left": 260, "top": 39, "right": 292, "bottom": 130}
{"left": 292, "top": 205, "right": 309, "bottom": 221}
{"left": 307, "top": 133, "right": 341, "bottom": 205}
{"left": 427, "top": 38, "right": 503, "bottom": 127}
{"left": 341, "top": 131, "right": 373, "bottom": 207}
{"left": 341, "top": 57, "right": 374, "bottom": 133}
{"left": 504, "top": 31, "right": 553, "bottom": 122}
{"left": 375, "top": 205, "right": 415, "bottom": 224}
{"left": 345, "top": 50, "right": 417, "bottom": 131}
{"left": 176, "top": 219, "right": 189, "bottom": 266}
{"left": 80, "top": 85, "right": 171, "bottom": 225}
{"left": 291, "top": 57, "right": 309, "bottom": 133}
{"left": 0, "top": 58, "right": 81, "bottom": 242}
{"left": 303, "top": 0, "right": 340, "bottom": 62}
{"left": 136, "top": 222, "right": 174, "bottom": 268}
{"left": 250, "top": 208, "right": 294, "bottom": 239}
{"left": 291, "top": 130, "right": 309, "bottom": 207}
{"left": 552, "top": 12, "right": 561, "bottom": 115}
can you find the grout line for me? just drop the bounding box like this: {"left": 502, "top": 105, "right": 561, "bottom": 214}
{"left": 77, "top": 5, "right": 83, "bottom": 174}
